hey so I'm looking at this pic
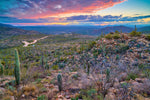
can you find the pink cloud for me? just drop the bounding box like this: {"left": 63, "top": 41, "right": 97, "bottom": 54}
{"left": 9, "top": 0, "right": 126, "bottom": 19}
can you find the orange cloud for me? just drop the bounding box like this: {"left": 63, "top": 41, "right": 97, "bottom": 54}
{"left": 9, "top": 22, "right": 70, "bottom": 26}
{"left": 138, "top": 18, "right": 150, "bottom": 23}
{"left": 10, "top": 0, "right": 126, "bottom": 19}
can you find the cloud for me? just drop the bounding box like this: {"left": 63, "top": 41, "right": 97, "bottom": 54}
{"left": 1, "top": 14, "right": 150, "bottom": 26}
{"left": 65, "top": 15, "right": 150, "bottom": 23}
{"left": 0, "top": 0, "right": 126, "bottom": 19}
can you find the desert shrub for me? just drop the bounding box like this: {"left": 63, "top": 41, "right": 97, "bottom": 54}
{"left": 22, "top": 85, "right": 38, "bottom": 97}
{"left": 115, "top": 30, "right": 120, "bottom": 34}
{"left": 2, "top": 96, "right": 12, "bottom": 100}
{"left": 37, "top": 95, "right": 48, "bottom": 100}
{"left": 32, "top": 71, "right": 42, "bottom": 79}
{"left": 93, "top": 49, "right": 102, "bottom": 58}
{"left": 59, "top": 57, "right": 67, "bottom": 63}
{"left": 105, "top": 34, "right": 112, "bottom": 39}
{"left": 35, "top": 78, "right": 42, "bottom": 83}
{"left": 126, "top": 73, "right": 138, "bottom": 80}
{"left": 23, "top": 64, "right": 28, "bottom": 69}
{"left": 96, "top": 34, "right": 105, "bottom": 40}
{"left": 113, "top": 33, "right": 120, "bottom": 39}
{"left": 145, "top": 34, "right": 150, "bottom": 41}
{"left": 39, "top": 87, "right": 47, "bottom": 93}
{"left": 121, "top": 82, "right": 128, "bottom": 87}
{"left": 79, "top": 44, "right": 87, "bottom": 52}
{"left": 79, "top": 88, "right": 103, "bottom": 100}
{"left": 72, "top": 74, "right": 80, "bottom": 80}
{"left": 71, "top": 97, "right": 79, "bottom": 100}
{"left": 52, "top": 65, "right": 59, "bottom": 70}
{"left": 87, "top": 41, "right": 96, "bottom": 50}
{"left": 93, "top": 49, "right": 102, "bottom": 55}
{"left": 64, "top": 51, "right": 72, "bottom": 55}
{"left": 143, "top": 69, "right": 150, "bottom": 79}
{"left": 58, "top": 63, "right": 65, "bottom": 69}
{"left": 129, "top": 31, "right": 141, "bottom": 37}
{"left": 4, "top": 69, "right": 14, "bottom": 76}
{"left": 87, "top": 89, "right": 97, "bottom": 97}
{"left": 115, "top": 43, "right": 129, "bottom": 53}
{"left": 20, "top": 67, "right": 27, "bottom": 81}
{"left": 138, "top": 64, "right": 146, "bottom": 69}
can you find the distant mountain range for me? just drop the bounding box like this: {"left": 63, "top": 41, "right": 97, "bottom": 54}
{"left": 19, "top": 25, "right": 150, "bottom": 35}
{"left": 0, "top": 23, "right": 41, "bottom": 39}
{"left": 18, "top": 26, "right": 100, "bottom": 35}
{"left": 0, "top": 23, "right": 150, "bottom": 39}
{"left": 0, "top": 23, "right": 14, "bottom": 28}
{"left": 138, "top": 26, "right": 150, "bottom": 34}
{"left": 94, "top": 25, "right": 133, "bottom": 34}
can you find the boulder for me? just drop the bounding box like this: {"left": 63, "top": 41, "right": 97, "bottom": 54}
{"left": 117, "top": 73, "right": 128, "bottom": 82}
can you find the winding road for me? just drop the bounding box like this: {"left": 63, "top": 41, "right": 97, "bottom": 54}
{"left": 22, "top": 36, "right": 48, "bottom": 47}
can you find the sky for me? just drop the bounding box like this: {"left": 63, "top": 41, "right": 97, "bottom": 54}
{"left": 0, "top": 0, "right": 150, "bottom": 26}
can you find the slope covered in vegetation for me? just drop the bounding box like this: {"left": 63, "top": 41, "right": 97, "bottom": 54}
{"left": 0, "top": 32, "right": 150, "bottom": 100}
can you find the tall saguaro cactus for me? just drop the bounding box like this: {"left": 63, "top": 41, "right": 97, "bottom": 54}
{"left": 57, "top": 74, "right": 62, "bottom": 92}
{"left": 14, "top": 49, "right": 21, "bottom": 85}
{"left": 0, "top": 60, "right": 4, "bottom": 76}
{"left": 106, "top": 68, "right": 110, "bottom": 82}
{"left": 40, "top": 54, "right": 44, "bottom": 68}
{"left": 45, "top": 59, "right": 49, "bottom": 69}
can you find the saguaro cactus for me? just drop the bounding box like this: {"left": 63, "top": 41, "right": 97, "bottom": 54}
{"left": 57, "top": 74, "right": 62, "bottom": 92}
{"left": 45, "top": 59, "right": 49, "bottom": 69}
{"left": 87, "top": 63, "right": 90, "bottom": 75}
{"left": 4, "top": 59, "right": 8, "bottom": 69}
{"left": 40, "top": 55, "right": 44, "bottom": 68}
{"left": 14, "top": 49, "right": 21, "bottom": 85}
{"left": 106, "top": 68, "right": 110, "bottom": 82}
{"left": 0, "top": 60, "right": 4, "bottom": 76}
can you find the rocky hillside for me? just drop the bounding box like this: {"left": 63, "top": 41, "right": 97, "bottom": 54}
{"left": 0, "top": 32, "right": 150, "bottom": 100}
{"left": 96, "top": 26, "right": 133, "bottom": 34}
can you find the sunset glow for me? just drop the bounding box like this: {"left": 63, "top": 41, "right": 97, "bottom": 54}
{"left": 0, "top": 0, "right": 150, "bottom": 26}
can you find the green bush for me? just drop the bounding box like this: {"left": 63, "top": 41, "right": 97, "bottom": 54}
{"left": 138, "top": 64, "right": 145, "bottom": 69}
{"left": 115, "top": 30, "right": 120, "bottom": 34}
{"left": 71, "top": 97, "right": 79, "bottom": 100}
{"left": 129, "top": 31, "right": 141, "bottom": 37}
{"left": 0, "top": 60, "right": 4, "bottom": 75}
{"left": 126, "top": 73, "right": 138, "bottom": 80}
{"left": 113, "top": 33, "right": 120, "bottom": 39}
{"left": 37, "top": 95, "right": 48, "bottom": 100}
{"left": 145, "top": 34, "right": 150, "bottom": 41}
{"left": 87, "top": 41, "right": 96, "bottom": 50}
{"left": 115, "top": 43, "right": 129, "bottom": 53}
{"left": 143, "top": 69, "right": 150, "bottom": 79}
{"left": 52, "top": 65, "right": 59, "bottom": 70}
{"left": 79, "top": 88, "right": 103, "bottom": 100}
{"left": 105, "top": 34, "right": 112, "bottom": 39}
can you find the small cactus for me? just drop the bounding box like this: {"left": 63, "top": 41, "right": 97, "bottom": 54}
{"left": 40, "top": 55, "right": 44, "bottom": 68}
{"left": 0, "top": 60, "right": 4, "bottom": 76}
{"left": 14, "top": 49, "right": 21, "bottom": 85}
{"left": 87, "top": 63, "right": 90, "bottom": 75}
{"left": 57, "top": 74, "right": 62, "bottom": 92}
{"left": 4, "top": 59, "right": 8, "bottom": 69}
{"left": 106, "top": 68, "right": 110, "bottom": 82}
{"left": 116, "top": 55, "right": 119, "bottom": 60}
{"left": 45, "top": 59, "right": 49, "bottom": 69}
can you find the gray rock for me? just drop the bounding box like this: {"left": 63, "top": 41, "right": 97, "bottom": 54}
{"left": 117, "top": 73, "right": 128, "bottom": 82}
